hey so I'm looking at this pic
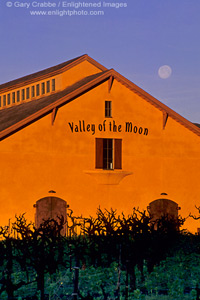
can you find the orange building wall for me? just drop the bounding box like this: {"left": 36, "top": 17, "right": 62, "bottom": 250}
{"left": 0, "top": 68, "right": 200, "bottom": 232}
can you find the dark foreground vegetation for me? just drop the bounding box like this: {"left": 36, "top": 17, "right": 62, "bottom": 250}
{"left": 0, "top": 207, "right": 200, "bottom": 299}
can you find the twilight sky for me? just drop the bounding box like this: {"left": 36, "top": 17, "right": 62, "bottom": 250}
{"left": 0, "top": 0, "right": 200, "bottom": 122}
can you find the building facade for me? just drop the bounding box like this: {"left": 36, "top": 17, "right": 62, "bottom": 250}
{"left": 0, "top": 54, "right": 200, "bottom": 232}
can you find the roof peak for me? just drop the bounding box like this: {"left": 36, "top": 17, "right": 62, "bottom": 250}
{"left": 0, "top": 54, "right": 107, "bottom": 93}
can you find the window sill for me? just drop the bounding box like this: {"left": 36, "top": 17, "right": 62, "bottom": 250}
{"left": 84, "top": 170, "right": 132, "bottom": 185}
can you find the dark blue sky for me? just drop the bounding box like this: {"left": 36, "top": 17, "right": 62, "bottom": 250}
{"left": 0, "top": 0, "right": 200, "bottom": 122}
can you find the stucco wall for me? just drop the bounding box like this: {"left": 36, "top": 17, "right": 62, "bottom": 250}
{"left": 0, "top": 71, "right": 200, "bottom": 232}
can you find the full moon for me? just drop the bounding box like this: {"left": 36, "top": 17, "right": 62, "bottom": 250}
{"left": 158, "top": 65, "right": 172, "bottom": 79}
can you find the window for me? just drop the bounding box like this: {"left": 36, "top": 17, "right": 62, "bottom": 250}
{"left": 36, "top": 84, "right": 40, "bottom": 96}
{"left": 105, "top": 101, "right": 112, "bottom": 117}
{"left": 3, "top": 95, "right": 6, "bottom": 106}
{"left": 17, "top": 91, "right": 20, "bottom": 102}
{"left": 7, "top": 94, "right": 11, "bottom": 105}
{"left": 21, "top": 89, "right": 25, "bottom": 101}
{"left": 51, "top": 79, "right": 55, "bottom": 91}
{"left": 31, "top": 86, "right": 35, "bottom": 98}
{"left": 96, "top": 138, "right": 122, "bottom": 170}
{"left": 41, "top": 82, "right": 45, "bottom": 95}
{"left": 12, "top": 92, "right": 15, "bottom": 104}
{"left": 103, "top": 139, "right": 113, "bottom": 169}
{"left": 46, "top": 80, "right": 50, "bottom": 93}
{"left": 26, "top": 87, "right": 30, "bottom": 99}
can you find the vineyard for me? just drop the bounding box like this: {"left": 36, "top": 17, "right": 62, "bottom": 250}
{"left": 0, "top": 207, "right": 200, "bottom": 300}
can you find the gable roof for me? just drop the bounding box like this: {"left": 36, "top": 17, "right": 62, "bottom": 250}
{"left": 112, "top": 70, "right": 200, "bottom": 137}
{"left": 0, "top": 70, "right": 111, "bottom": 140}
{"left": 0, "top": 54, "right": 107, "bottom": 94}
{"left": 0, "top": 57, "right": 200, "bottom": 141}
